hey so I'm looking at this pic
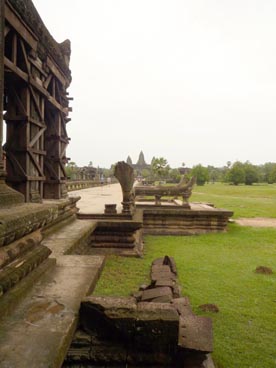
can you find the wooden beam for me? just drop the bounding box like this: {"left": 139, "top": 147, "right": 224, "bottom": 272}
{"left": 28, "top": 150, "right": 44, "bottom": 177}
{"left": 27, "top": 147, "right": 46, "bottom": 156}
{"left": 46, "top": 56, "right": 67, "bottom": 86}
{"left": 5, "top": 151, "right": 26, "bottom": 176}
{"left": 29, "top": 85, "right": 43, "bottom": 121}
{"left": 44, "top": 74, "right": 52, "bottom": 89}
{"left": 4, "top": 56, "right": 28, "bottom": 81}
{"left": 11, "top": 87, "right": 27, "bottom": 116}
{"left": 5, "top": 2, "right": 38, "bottom": 50}
{"left": 47, "top": 95, "right": 67, "bottom": 114}
{"left": 28, "top": 56, "right": 48, "bottom": 78}
{"left": 29, "top": 117, "right": 46, "bottom": 129}
{"left": 19, "top": 39, "right": 31, "bottom": 75}
{"left": 11, "top": 32, "right": 17, "bottom": 64}
{"left": 4, "top": 24, "right": 11, "bottom": 37}
{"left": 29, "top": 127, "right": 46, "bottom": 147}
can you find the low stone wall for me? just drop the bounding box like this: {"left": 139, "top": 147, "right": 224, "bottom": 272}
{"left": 138, "top": 205, "right": 233, "bottom": 235}
{"left": 66, "top": 180, "right": 107, "bottom": 192}
{"left": 63, "top": 256, "right": 214, "bottom": 367}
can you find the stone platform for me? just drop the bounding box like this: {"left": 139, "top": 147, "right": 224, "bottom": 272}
{"left": 136, "top": 201, "right": 233, "bottom": 235}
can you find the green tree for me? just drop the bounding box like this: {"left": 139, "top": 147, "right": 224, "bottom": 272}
{"left": 268, "top": 166, "right": 276, "bottom": 183}
{"left": 151, "top": 157, "right": 170, "bottom": 179}
{"left": 227, "top": 162, "right": 245, "bottom": 185}
{"left": 244, "top": 161, "right": 259, "bottom": 185}
{"left": 65, "top": 161, "right": 77, "bottom": 179}
{"left": 168, "top": 168, "right": 181, "bottom": 183}
{"left": 191, "top": 164, "right": 209, "bottom": 186}
{"left": 141, "top": 168, "right": 151, "bottom": 178}
{"left": 261, "top": 162, "right": 276, "bottom": 183}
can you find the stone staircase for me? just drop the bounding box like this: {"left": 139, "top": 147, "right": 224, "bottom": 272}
{"left": 0, "top": 218, "right": 105, "bottom": 368}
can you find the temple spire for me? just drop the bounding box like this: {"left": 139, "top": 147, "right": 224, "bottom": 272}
{"left": 137, "top": 151, "right": 146, "bottom": 166}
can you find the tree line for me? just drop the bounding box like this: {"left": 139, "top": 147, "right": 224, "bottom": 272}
{"left": 143, "top": 158, "right": 276, "bottom": 186}
{"left": 191, "top": 161, "right": 276, "bottom": 186}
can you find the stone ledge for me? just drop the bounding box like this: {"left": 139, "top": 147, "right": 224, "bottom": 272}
{"left": 0, "top": 255, "right": 105, "bottom": 368}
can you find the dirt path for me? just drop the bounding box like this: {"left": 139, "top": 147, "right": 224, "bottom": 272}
{"left": 235, "top": 218, "right": 276, "bottom": 228}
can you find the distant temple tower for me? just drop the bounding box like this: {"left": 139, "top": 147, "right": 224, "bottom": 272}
{"left": 126, "top": 151, "right": 151, "bottom": 175}
{"left": 126, "top": 156, "right": 133, "bottom": 165}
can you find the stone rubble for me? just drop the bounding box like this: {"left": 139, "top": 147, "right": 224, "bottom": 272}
{"left": 64, "top": 255, "right": 214, "bottom": 367}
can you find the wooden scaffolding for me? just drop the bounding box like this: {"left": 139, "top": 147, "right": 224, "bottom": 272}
{"left": 1, "top": 0, "right": 72, "bottom": 202}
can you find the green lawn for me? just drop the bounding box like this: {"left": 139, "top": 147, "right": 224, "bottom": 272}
{"left": 191, "top": 182, "right": 276, "bottom": 218}
{"left": 94, "top": 183, "right": 276, "bottom": 368}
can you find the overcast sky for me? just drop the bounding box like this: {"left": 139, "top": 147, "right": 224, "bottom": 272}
{"left": 32, "top": 0, "right": 276, "bottom": 169}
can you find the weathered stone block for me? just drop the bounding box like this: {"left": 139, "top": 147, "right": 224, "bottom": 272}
{"left": 155, "top": 279, "right": 175, "bottom": 288}
{"left": 179, "top": 315, "right": 213, "bottom": 353}
{"left": 151, "top": 270, "right": 176, "bottom": 281}
{"left": 80, "top": 297, "right": 179, "bottom": 354}
{"left": 80, "top": 296, "right": 137, "bottom": 343}
{"left": 151, "top": 264, "right": 171, "bottom": 273}
{"left": 135, "top": 302, "right": 179, "bottom": 352}
{"left": 172, "top": 297, "right": 193, "bottom": 316}
{"left": 152, "top": 255, "right": 177, "bottom": 275}
{"left": 141, "top": 286, "right": 173, "bottom": 302}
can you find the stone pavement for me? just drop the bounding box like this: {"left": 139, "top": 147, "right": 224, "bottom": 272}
{"left": 0, "top": 218, "right": 105, "bottom": 368}
{"left": 69, "top": 183, "right": 123, "bottom": 214}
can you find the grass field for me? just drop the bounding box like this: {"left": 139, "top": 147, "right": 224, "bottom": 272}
{"left": 94, "top": 183, "right": 276, "bottom": 368}
{"left": 191, "top": 182, "right": 276, "bottom": 218}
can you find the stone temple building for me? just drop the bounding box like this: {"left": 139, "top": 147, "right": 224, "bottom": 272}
{"left": 126, "top": 151, "right": 151, "bottom": 175}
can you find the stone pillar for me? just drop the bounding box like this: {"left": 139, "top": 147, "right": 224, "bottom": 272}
{"left": 0, "top": 1, "right": 24, "bottom": 207}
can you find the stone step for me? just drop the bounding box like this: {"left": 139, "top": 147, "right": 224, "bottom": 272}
{"left": 0, "top": 254, "right": 105, "bottom": 368}
{"left": 43, "top": 219, "right": 98, "bottom": 256}
{"left": 0, "top": 218, "right": 105, "bottom": 367}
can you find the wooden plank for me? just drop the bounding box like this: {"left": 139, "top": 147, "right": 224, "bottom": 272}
{"left": 4, "top": 56, "right": 28, "bottom": 81}
{"left": 47, "top": 95, "right": 67, "bottom": 114}
{"left": 29, "top": 56, "right": 48, "bottom": 78}
{"left": 29, "top": 76, "right": 50, "bottom": 99}
{"left": 5, "top": 2, "right": 37, "bottom": 50}
{"left": 44, "top": 74, "right": 52, "bottom": 89}
{"left": 11, "top": 87, "right": 27, "bottom": 116}
{"left": 46, "top": 56, "right": 67, "bottom": 85}
{"left": 29, "top": 117, "right": 46, "bottom": 129}
{"left": 5, "top": 151, "right": 26, "bottom": 176}
{"left": 29, "top": 127, "right": 46, "bottom": 147}
{"left": 59, "top": 112, "right": 68, "bottom": 137}
{"left": 60, "top": 145, "right": 67, "bottom": 159}
{"left": 19, "top": 39, "right": 31, "bottom": 75}
{"left": 44, "top": 160, "right": 59, "bottom": 180}
{"left": 11, "top": 32, "right": 17, "bottom": 64}
{"left": 28, "top": 150, "right": 44, "bottom": 177}
{"left": 27, "top": 147, "right": 46, "bottom": 156}
{"left": 4, "top": 24, "right": 11, "bottom": 37}
{"left": 60, "top": 162, "right": 67, "bottom": 177}
{"left": 29, "top": 85, "right": 43, "bottom": 121}
{"left": 52, "top": 77, "right": 56, "bottom": 99}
